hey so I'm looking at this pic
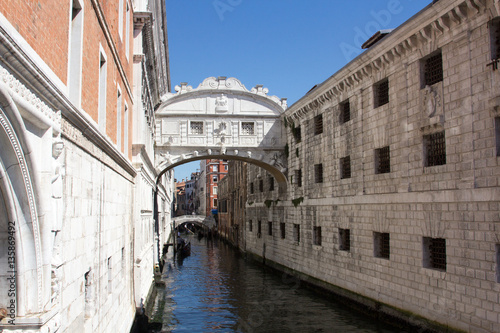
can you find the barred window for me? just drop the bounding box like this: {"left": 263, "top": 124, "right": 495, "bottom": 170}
{"left": 495, "top": 117, "right": 500, "bottom": 156}
{"left": 268, "top": 222, "right": 273, "bottom": 236}
{"left": 250, "top": 182, "right": 254, "bottom": 194}
{"left": 423, "top": 52, "right": 443, "bottom": 87}
{"left": 190, "top": 121, "right": 204, "bottom": 134}
{"left": 249, "top": 220, "right": 253, "bottom": 232}
{"left": 340, "top": 99, "right": 350, "bottom": 124}
{"left": 280, "top": 222, "right": 286, "bottom": 239}
{"left": 241, "top": 122, "right": 255, "bottom": 135}
{"left": 313, "top": 226, "right": 322, "bottom": 246}
{"left": 490, "top": 18, "right": 500, "bottom": 60}
{"left": 374, "top": 79, "right": 389, "bottom": 108}
{"left": 423, "top": 237, "right": 447, "bottom": 271}
{"left": 375, "top": 146, "right": 391, "bottom": 174}
{"left": 259, "top": 179, "right": 264, "bottom": 192}
{"left": 294, "top": 224, "right": 300, "bottom": 243}
{"left": 314, "top": 163, "right": 323, "bottom": 183}
{"left": 295, "top": 169, "right": 302, "bottom": 187}
{"left": 269, "top": 177, "right": 274, "bottom": 191}
{"left": 341, "top": 156, "right": 351, "bottom": 179}
{"left": 374, "top": 232, "right": 390, "bottom": 259}
{"left": 314, "top": 114, "right": 323, "bottom": 135}
{"left": 293, "top": 126, "right": 302, "bottom": 143}
{"left": 496, "top": 244, "right": 500, "bottom": 283}
{"left": 339, "top": 229, "right": 350, "bottom": 251}
{"left": 424, "top": 131, "right": 446, "bottom": 167}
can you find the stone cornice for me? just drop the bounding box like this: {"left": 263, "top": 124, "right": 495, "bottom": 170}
{"left": 287, "top": 0, "right": 486, "bottom": 123}
{"left": 90, "top": 0, "right": 133, "bottom": 101}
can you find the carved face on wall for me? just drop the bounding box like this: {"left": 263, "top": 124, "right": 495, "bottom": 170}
{"left": 52, "top": 142, "right": 64, "bottom": 159}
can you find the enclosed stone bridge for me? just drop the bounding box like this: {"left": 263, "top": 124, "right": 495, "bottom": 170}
{"left": 173, "top": 214, "right": 216, "bottom": 229}
{"left": 153, "top": 77, "right": 288, "bottom": 190}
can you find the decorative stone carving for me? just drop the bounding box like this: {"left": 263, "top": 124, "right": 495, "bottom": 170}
{"left": 215, "top": 94, "right": 229, "bottom": 112}
{"left": 423, "top": 85, "right": 441, "bottom": 117}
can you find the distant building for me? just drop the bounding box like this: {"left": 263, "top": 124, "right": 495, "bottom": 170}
{"left": 205, "top": 159, "right": 228, "bottom": 217}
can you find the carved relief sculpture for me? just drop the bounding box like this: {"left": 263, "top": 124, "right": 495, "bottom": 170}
{"left": 423, "top": 85, "right": 441, "bottom": 118}
{"left": 215, "top": 94, "right": 229, "bottom": 112}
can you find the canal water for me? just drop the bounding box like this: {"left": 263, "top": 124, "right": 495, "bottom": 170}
{"left": 150, "top": 235, "right": 402, "bottom": 333}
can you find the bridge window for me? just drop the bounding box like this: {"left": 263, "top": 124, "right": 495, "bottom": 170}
{"left": 314, "top": 114, "right": 323, "bottom": 135}
{"left": 190, "top": 121, "right": 204, "bottom": 134}
{"left": 340, "top": 156, "right": 351, "bottom": 179}
{"left": 241, "top": 122, "right": 255, "bottom": 135}
{"left": 339, "top": 228, "right": 350, "bottom": 251}
{"left": 423, "top": 237, "right": 446, "bottom": 271}
{"left": 313, "top": 226, "right": 322, "bottom": 246}
{"left": 293, "top": 224, "right": 300, "bottom": 243}
{"left": 374, "top": 232, "right": 390, "bottom": 259}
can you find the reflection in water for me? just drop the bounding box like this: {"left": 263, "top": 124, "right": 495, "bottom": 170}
{"left": 152, "top": 236, "right": 400, "bottom": 333}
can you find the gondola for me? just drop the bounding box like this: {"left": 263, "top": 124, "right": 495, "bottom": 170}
{"left": 177, "top": 241, "right": 191, "bottom": 257}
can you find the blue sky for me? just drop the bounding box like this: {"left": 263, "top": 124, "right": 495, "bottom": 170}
{"left": 166, "top": 0, "right": 430, "bottom": 181}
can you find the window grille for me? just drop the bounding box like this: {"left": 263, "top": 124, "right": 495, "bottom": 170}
{"left": 259, "top": 179, "right": 264, "bottom": 192}
{"left": 339, "top": 229, "right": 350, "bottom": 251}
{"left": 341, "top": 156, "right": 351, "bottom": 179}
{"left": 190, "top": 121, "right": 204, "bottom": 134}
{"left": 491, "top": 18, "right": 500, "bottom": 60}
{"left": 268, "top": 222, "right": 273, "bottom": 236}
{"left": 424, "top": 237, "right": 447, "bottom": 270}
{"left": 280, "top": 223, "right": 286, "bottom": 239}
{"left": 340, "top": 99, "right": 350, "bottom": 124}
{"left": 269, "top": 177, "right": 274, "bottom": 191}
{"left": 294, "top": 224, "right": 300, "bottom": 242}
{"left": 425, "top": 131, "right": 446, "bottom": 167}
{"left": 314, "top": 164, "right": 323, "bottom": 183}
{"left": 241, "top": 122, "right": 255, "bottom": 135}
{"left": 295, "top": 169, "right": 302, "bottom": 187}
{"left": 374, "top": 232, "right": 390, "bottom": 259}
{"left": 313, "top": 226, "right": 322, "bottom": 246}
{"left": 375, "top": 146, "right": 391, "bottom": 174}
{"left": 374, "top": 79, "right": 389, "bottom": 108}
{"left": 314, "top": 114, "right": 323, "bottom": 135}
{"left": 294, "top": 126, "right": 302, "bottom": 143}
{"left": 424, "top": 52, "right": 443, "bottom": 86}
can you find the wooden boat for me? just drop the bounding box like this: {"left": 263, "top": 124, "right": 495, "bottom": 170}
{"left": 177, "top": 241, "right": 191, "bottom": 257}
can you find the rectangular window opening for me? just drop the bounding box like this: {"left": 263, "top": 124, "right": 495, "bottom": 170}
{"left": 259, "top": 179, "right": 264, "bottom": 192}
{"left": 340, "top": 99, "right": 350, "bottom": 124}
{"left": 269, "top": 177, "right": 275, "bottom": 191}
{"left": 295, "top": 169, "right": 302, "bottom": 187}
{"left": 314, "top": 163, "right": 323, "bottom": 183}
{"left": 257, "top": 220, "right": 262, "bottom": 238}
{"left": 98, "top": 51, "right": 107, "bottom": 131}
{"left": 490, "top": 18, "right": 500, "bottom": 60}
{"left": 341, "top": 156, "right": 351, "bottom": 179}
{"left": 423, "top": 51, "right": 443, "bottom": 87}
{"left": 495, "top": 117, "right": 500, "bottom": 156}
{"left": 374, "top": 79, "right": 389, "bottom": 108}
{"left": 496, "top": 244, "right": 500, "bottom": 283}
{"left": 339, "top": 229, "right": 350, "bottom": 251}
{"left": 116, "top": 89, "right": 122, "bottom": 151}
{"left": 249, "top": 220, "right": 253, "bottom": 232}
{"left": 375, "top": 146, "right": 391, "bottom": 174}
{"left": 423, "top": 237, "right": 447, "bottom": 271}
{"left": 374, "top": 232, "right": 390, "bottom": 259}
{"left": 293, "top": 224, "right": 300, "bottom": 243}
{"left": 241, "top": 122, "right": 255, "bottom": 135}
{"left": 293, "top": 125, "right": 302, "bottom": 143}
{"left": 314, "top": 114, "right": 323, "bottom": 135}
{"left": 424, "top": 131, "right": 446, "bottom": 167}
{"left": 190, "top": 121, "right": 204, "bottom": 135}
{"left": 268, "top": 222, "right": 273, "bottom": 236}
{"left": 280, "top": 222, "right": 286, "bottom": 239}
{"left": 313, "top": 226, "right": 322, "bottom": 246}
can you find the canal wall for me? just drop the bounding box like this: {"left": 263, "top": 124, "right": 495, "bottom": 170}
{"left": 240, "top": 1, "right": 500, "bottom": 332}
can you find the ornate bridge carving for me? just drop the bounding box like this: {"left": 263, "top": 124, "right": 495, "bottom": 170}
{"left": 154, "top": 77, "right": 288, "bottom": 187}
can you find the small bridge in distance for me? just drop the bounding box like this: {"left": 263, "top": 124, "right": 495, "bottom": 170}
{"left": 173, "top": 214, "right": 217, "bottom": 229}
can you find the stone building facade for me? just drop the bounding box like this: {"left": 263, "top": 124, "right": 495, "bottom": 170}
{"left": 0, "top": 0, "right": 172, "bottom": 332}
{"left": 218, "top": 160, "right": 247, "bottom": 247}
{"left": 243, "top": 0, "right": 500, "bottom": 332}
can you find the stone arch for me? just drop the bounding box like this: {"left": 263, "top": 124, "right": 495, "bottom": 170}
{"left": 0, "top": 85, "right": 44, "bottom": 315}
{"left": 156, "top": 154, "right": 288, "bottom": 194}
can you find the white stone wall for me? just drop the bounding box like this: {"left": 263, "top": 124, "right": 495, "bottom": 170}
{"left": 245, "top": 1, "right": 500, "bottom": 332}
{"left": 61, "top": 138, "right": 135, "bottom": 333}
